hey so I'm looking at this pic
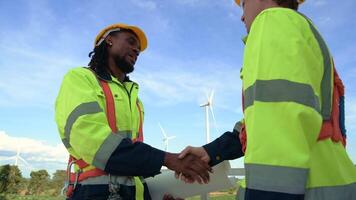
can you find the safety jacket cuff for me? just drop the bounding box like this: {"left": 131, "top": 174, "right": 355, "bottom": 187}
{"left": 203, "top": 131, "right": 244, "bottom": 167}
{"left": 148, "top": 148, "right": 166, "bottom": 177}
{"left": 203, "top": 141, "right": 224, "bottom": 167}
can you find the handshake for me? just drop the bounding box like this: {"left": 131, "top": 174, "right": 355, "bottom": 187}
{"left": 163, "top": 146, "right": 212, "bottom": 184}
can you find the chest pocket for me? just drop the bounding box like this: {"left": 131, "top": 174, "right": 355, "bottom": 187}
{"left": 111, "top": 89, "right": 133, "bottom": 132}
{"left": 95, "top": 86, "right": 128, "bottom": 129}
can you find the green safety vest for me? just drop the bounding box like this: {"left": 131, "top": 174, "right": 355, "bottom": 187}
{"left": 238, "top": 7, "right": 356, "bottom": 200}
{"left": 55, "top": 67, "right": 145, "bottom": 199}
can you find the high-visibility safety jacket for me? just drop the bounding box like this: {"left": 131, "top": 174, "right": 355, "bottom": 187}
{"left": 203, "top": 7, "right": 356, "bottom": 200}
{"left": 55, "top": 67, "right": 165, "bottom": 200}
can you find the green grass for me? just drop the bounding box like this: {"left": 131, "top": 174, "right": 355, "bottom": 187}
{"left": 0, "top": 195, "right": 64, "bottom": 200}
{"left": 0, "top": 194, "right": 236, "bottom": 200}
{"left": 187, "top": 194, "right": 236, "bottom": 200}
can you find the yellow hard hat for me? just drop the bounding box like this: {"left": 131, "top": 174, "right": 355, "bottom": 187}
{"left": 94, "top": 23, "right": 147, "bottom": 52}
{"left": 234, "top": 0, "right": 305, "bottom": 6}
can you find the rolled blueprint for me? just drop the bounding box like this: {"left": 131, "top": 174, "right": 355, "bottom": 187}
{"left": 146, "top": 161, "right": 235, "bottom": 199}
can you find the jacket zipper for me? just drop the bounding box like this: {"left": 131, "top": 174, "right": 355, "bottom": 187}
{"left": 124, "top": 83, "right": 135, "bottom": 111}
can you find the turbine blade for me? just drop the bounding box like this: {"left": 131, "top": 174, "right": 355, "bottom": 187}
{"left": 199, "top": 103, "right": 208, "bottom": 107}
{"left": 18, "top": 156, "right": 31, "bottom": 167}
{"left": 210, "top": 105, "right": 219, "bottom": 134}
{"left": 209, "top": 90, "right": 215, "bottom": 105}
{"left": 158, "top": 123, "right": 167, "bottom": 138}
{"left": 205, "top": 90, "right": 210, "bottom": 101}
{"left": 167, "top": 136, "right": 176, "bottom": 140}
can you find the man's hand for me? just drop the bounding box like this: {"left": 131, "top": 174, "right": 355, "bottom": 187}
{"left": 178, "top": 146, "right": 210, "bottom": 163}
{"left": 175, "top": 146, "right": 211, "bottom": 183}
{"left": 164, "top": 152, "right": 212, "bottom": 184}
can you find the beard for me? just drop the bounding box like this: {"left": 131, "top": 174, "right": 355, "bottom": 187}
{"left": 114, "top": 55, "right": 134, "bottom": 74}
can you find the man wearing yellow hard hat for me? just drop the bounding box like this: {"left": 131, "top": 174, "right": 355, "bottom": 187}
{"left": 55, "top": 23, "right": 211, "bottom": 200}
{"left": 178, "top": 0, "right": 356, "bottom": 199}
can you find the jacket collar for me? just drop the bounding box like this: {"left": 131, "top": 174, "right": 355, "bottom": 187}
{"left": 94, "top": 67, "right": 132, "bottom": 83}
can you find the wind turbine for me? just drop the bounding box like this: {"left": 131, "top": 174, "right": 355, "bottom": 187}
{"left": 158, "top": 123, "right": 176, "bottom": 151}
{"left": 0, "top": 147, "right": 32, "bottom": 170}
{"left": 14, "top": 148, "right": 31, "bottom": 168}
{"left": 200, "top": 90, "right": 218, "bottom": 144}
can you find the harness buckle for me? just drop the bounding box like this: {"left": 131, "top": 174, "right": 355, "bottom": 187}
{"left": 61, "top": 160, "right": 80, "bottom": 197}
{"left": 108, "top": 174, "right": 123, "bottom": 200}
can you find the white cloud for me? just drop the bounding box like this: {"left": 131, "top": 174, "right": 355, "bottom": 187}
{"left": 130, "top": 0, "right": 157, "bottom": 10}
{"left": 0, "top": 1, "right": 86, "bottom": 108}
{"left": 0, "top": 131, "right": 68, "bottom": 176}
{"left": 173, "top": 0, "right": 238, "bottom": 9}
{"left": 345, "top": 98, "right": 356, "bottom": 164}
{"left": 0, "top": 131, "right": 67, "bottom": 163}
{"left": 174, "top": 0, "right": 203, "bottom": 6}
{"left": 310, "top": 0, "right": 327, "bottom": 7}
{"left": 0, "top": 0, "right": 175, "bottom": 110}
{"left": 228, "top": 11, "right": 241, "bottom": 21}
{"left": 303, "top": 1, "right": 355, "bottom": 34}
{"left": 334, "top": 44, "right": 356, "bottom": 72}
{"left": 133, "top": 56, "right": 242, "bottom": 111}
{"left": 316, "top": 16, "right": 332, "bottom": 26}
{"left": 0, "top": 44, "right": 83, "bottom": 108}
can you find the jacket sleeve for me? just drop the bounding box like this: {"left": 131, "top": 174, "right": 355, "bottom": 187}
{"left": 105, "top": 140, "right": 165, "bottom": 177}
{"left": 203, "top": 121, "right": 244, "bottom": 166}
{"left": 55, "top": 68, "right": 164, "bottom": 177}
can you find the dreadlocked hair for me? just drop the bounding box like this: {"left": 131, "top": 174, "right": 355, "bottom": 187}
{"left": 88, "top": 41, "right": 109, "bottom": 72}
{"left": 272, "top": 0, "right": 299, "bottom": 10}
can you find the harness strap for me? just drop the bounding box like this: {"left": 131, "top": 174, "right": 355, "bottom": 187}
{"left": 133, "top": 101, "right": 144, "bottom": 143}
{"left": 100, "top": 80, "right": 118, "bottom": 132}
{"left": 318, "top": 68, "right": 347, "bottom": 146}
{"left": 68, "top": 156, "right": 89, "bottom": 169}
{"left": 70, "top": 168, "right": 107, "bottom": 183}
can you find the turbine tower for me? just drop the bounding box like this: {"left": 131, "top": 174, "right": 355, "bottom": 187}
{"left": 200, "top": 90, "right": 217, "bottom": 144}
{"left": 158, "top": 123, "right": 176, "bottom": 151}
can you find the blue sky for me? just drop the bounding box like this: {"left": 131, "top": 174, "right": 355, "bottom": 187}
{"left": 0, "top": 0, "right": 355, "bottom": 177}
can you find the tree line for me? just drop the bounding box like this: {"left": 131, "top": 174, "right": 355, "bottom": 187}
{"left": 0, "top": 164, "right": 66, "bottom": 197}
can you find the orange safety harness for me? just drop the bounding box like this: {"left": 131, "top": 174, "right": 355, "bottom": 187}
{"left": 318, "top": 69, "right": 346, "bottom": 146}
{"left": 64, "top": 79, "right": 144, "bottom": 198}
{"left": 239, "top": 67, "right": 347, "bottom": 153}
